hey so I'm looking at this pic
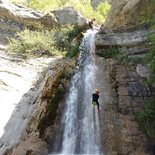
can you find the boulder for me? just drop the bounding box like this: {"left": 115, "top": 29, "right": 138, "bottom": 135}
{"left": 41, "top": 12, "right": 58, "bottom": 29}
{"left": 0, "top": 3, "right": 42, "bottom": 27}
{"left": 51, "top": 7, "right": 87, "bottom": 27}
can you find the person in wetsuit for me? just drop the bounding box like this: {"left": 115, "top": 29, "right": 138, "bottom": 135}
{"left": 88, "top": 18, "right": 96, "bottom": 29}
{"left": 92, "top": 89, "right": 100, "bottom": 110}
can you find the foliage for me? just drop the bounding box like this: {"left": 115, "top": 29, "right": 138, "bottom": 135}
{"left": 8, "top": 29, "right": 65, "bottom": 58}
{"left": 137, "top": 0, "right": 155, "bottom": 25}
{"left": 27, "top": 0, "right": 68, "bottom": 12}
{"left": 8, "top": 25, "right": 81, "bottom": 59}
{"left": 97, "top": 48, "right": 120, "bottom": 58}
{"left": 97, "top": 47, "right": 128, "bottom": 64}
{"left": 97, "top": 1, "right": 111, "bottom": 20}
{"left": 73, "top": 0, "right": 104, "bottom": 24}
{"left": 69, "top": 44, "right": 79, "bottom": 58}
{"left": 128, "top": 57, "right": 143, "bottom": 64}
{"left": 54, "top": 25, "right": 81, "bottom": 49}
{"left": 38, "top": 70, "right": 66, "bottom": 138}
{"left": 53, "top": 25, "right": 80, "bottom": 57}
{"left": 137, "top": 97, "right": 155, "bottom": 138}
{"left": 144, "top": 34, "right": 155, "bottom": 84}
{"left": 11, "top": 0, "right": 111, "bottom": 24}
{"left": 150, "top": 0, "right": 155, "bottom": 4}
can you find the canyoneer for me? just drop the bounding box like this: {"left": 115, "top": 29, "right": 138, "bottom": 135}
{"left": 92, "top": 89, "right": 100, "bottom": 110}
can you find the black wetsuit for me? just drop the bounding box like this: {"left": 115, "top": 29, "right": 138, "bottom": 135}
{"left": 92, "top": 93, "right": 99, "bottom": 110}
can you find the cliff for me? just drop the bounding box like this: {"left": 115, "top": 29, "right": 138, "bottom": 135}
{"left": 1, "top": 58, "right": 76, "bottom": 155}
{"left": 101, "top": 0, "right": 155, "bottom": 31}
{"left": 95, "top": 0, "right": 155, "bottom": 155}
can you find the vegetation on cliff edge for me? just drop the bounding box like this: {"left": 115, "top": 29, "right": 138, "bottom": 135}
{"left": 8, "top": 25, "right": 82, "bottom": 59}
{"left": 11, "top": 0, "right": 111, "bottom": 24}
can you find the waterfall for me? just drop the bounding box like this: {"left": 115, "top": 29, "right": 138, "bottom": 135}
{"left": 50, "top": 29, "right": 103, "bottom": 154}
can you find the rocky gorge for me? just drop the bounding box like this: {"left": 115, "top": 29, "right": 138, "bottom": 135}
{"left": 0, "top": 0, "right": 155, "bottom": 155}
{"left": 95, "top": 0, "right": 155, "bottom": 154}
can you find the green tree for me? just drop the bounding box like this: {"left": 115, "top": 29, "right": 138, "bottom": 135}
{"left": 137, "top": 97, "right": 155, "bottom": 138}
{"left": 97, "top": 1, "right": 111, "bottom": 18}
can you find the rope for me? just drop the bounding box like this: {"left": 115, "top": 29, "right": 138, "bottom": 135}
{"left": 92, "top": 41, "right": 97, "bottom": 90}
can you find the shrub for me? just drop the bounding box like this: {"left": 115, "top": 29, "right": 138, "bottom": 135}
{"left": 97, "top": 48, "right": 120, "bottom": 58}
{"left": 69, "top": 44, "right": 79, "bottom": 58}
{"left": 8, "top": 29, "right": 65, "bottom": 58}
{"left": 150, "top": 0, "right": 155, "bottom": 4}
{"left": 54, "top": 25, "right": 81, "bottom": 57}
{"left": 137, "top": 97, "right": 155, "bottom": 138}
{"left": 144, "top": 34, "right": 155, "bottom": 84}
{"left": 7, "top": 25, "right": 81, "bottom": 59}
{"left": 97, "top": 1, "right": 111, "bottom": 20}
{"left": 127, "top": 57, "right": 143, "bottom": 65}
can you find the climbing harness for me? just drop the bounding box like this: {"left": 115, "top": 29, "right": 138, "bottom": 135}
{"left": 92, "top": 101, "right": 97, "bottom": 106}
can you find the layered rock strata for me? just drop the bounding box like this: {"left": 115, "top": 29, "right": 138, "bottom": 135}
{"left": 100, "top": 58, "right": 152, "bottom": 155}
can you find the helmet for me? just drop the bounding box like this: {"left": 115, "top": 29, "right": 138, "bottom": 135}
{"left": 95, "top": 89, "right": 100, "bottom": 93}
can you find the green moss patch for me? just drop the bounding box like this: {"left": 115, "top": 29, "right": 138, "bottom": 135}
{"left": 37, "top": 68, "right": 71, "bottom": 138}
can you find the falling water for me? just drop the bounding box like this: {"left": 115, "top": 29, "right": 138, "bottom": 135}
{"left": 50, "top": 29, "right": 102, "bottom": 154}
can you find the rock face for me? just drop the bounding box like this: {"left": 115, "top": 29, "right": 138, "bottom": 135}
{"left": 0, "top": 3, "right": 87, "bottom": 28}
{"left": 95, "top": 28, "right": 155, "bottom": 60}
{"left": 0, "top": 3, "right": 87, "bottom": 44}
{"left": 0, "top": 48, "right": 63, "bottom": 154}
{"left": 96, "top": 29, "right": 154, "bottom": 47}
{"left": 99, "top": 58, "right": 151, "bottom": 155}
{"left": 51, "top": 7, "right": 87, "bottom": 27}
{"left": 8, "top": 59, "right": 75, "bottom": 155}
{"left": 101, "top": 0, "right": 155, "bottom": 31}
{"left": 95, "top": 0, "right": 155, "bottom": 154}
{"left": 0, "top": 3, "right": 42, "bottom": 27}
{"left": 0, "top": 53, "right": 76, "bottom": 155}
